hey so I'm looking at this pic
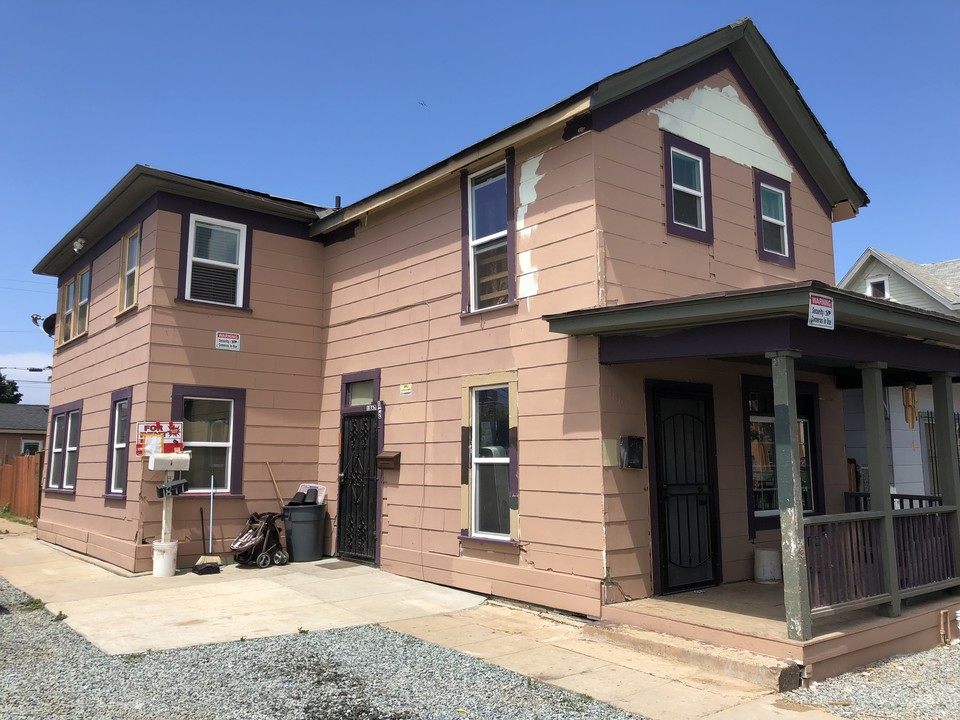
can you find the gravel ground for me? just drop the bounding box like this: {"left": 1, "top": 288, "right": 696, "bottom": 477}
{"left": 787, "top": 642, "right": 960, "bottom": 719}
{"left": 0, "top": 577, "right": 644, "bottom": 720}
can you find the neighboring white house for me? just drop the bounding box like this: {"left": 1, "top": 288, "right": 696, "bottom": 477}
{"left": 839, "top": 248, "right": 960, "bottom": 498}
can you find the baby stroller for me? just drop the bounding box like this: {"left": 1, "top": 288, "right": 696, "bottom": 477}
{"left": 231, "top": 512, "right": 289, "bottom": 568}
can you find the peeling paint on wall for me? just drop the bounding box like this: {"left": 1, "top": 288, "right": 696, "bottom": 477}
{"left": 518, "top": 249, "right": 538, "bottom": 299}
{"left": 651, "top": 85, "right": 793, "bottom": 182}
{"left": 517, "top": 154, "right": 544, "bottom": 301}
{"left": 517, "top": 153, "right": 545, "bottom": 236}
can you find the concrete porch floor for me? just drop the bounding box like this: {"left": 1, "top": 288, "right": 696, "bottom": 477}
{"left": 600, "top": 580, "right": 960, "bottom": 680}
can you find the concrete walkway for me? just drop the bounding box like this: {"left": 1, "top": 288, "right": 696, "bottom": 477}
{"left": 0, "top": 519, "right": 839, "bottom": 720}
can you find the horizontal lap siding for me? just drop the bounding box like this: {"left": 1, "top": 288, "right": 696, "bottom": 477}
{"left": 136, "top": 212, "right": 324, "bottom": 562}
{"left": 599, "top": 359, "right": 850, "bottom": 600}
{"left": 321, "top": 131, "right": 606, "bottom": 612}
{"left": 596, "top": 68, "right": 835, "bottom": 308}
{"left": 39, "top": 211, "right": 158, "bottom": 562}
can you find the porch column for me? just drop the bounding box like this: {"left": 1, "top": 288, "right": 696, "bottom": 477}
{"left": 766, "top": 350, "right": 811, "bottom": 641}
{"left": 858, "top": 362, "right": 901, "bottom": 617}
{"left": 930, "top": 373, "right": 960, "bottom": 582}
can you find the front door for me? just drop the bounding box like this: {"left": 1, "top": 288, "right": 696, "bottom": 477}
{"left": 650, "top": 384, "right": 721, "bottom": 594}
{"left": 336, "top": 410, "right": 379, "bottom": 563}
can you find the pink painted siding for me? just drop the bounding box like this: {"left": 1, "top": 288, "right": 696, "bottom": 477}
{"left": 41, "top": 207, "right": 324, "bottom": 572}
{"left": 595, "top": 66, "right": 835, "bottom": 307}
{"left": 320, "top": 130, "right": 608, "bottom": 615}
{"left": 599, "top": 360, "right": 848, "bottom": 600}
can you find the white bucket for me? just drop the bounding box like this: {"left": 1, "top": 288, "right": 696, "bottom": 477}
{"left": 754, "top": 548, "right": 782, "bottom": 584}
{"left": 152, "top": 540, "right": 179, "bottom": 577}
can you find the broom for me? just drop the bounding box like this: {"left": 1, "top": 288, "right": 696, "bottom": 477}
{"left": 193, "top": 474, "right": 221, "bottom": 574}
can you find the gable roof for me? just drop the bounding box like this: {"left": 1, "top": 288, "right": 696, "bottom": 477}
{"left": 312, "top": 17, "right": 868, "bottom": 237}
{"left": 838, "top": 248, "right": 960, "bottom": 311}
{"left": 34, "top": 165, "right": 332, "bottom": 277}
{"left": 0, "top": 404, "right": 49, "bottom": 433}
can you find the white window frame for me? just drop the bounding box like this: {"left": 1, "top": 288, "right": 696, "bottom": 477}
{"left": 467, "top": 164, "right": 508, "bottom": 312}
{"left": 759, "top": 183, "right": 789, "bottom": 257}
{"left": 48, "top": 414, "right": 65, "bottom": 486}
{"left": 866, "top": 274, "right": 889, "bottom": 299}
{"left": 21, "top": 440, "right": 41, "bottom": 455}
{"left": 670, "top": 147, "right": 705, "bottom": 231}
{"left": 182, "top": 396, "right": 234, "bottom": 492}
{"left": 119, "top": 226, "right": 140, "bottom": 312}
{"left": 49, "top": 408, "right": 81, "bottom": 490}
{"left": 185, "top": 214, "right": 247, "bottom": 307}
{"left": 63, "top": 410, "right": 80, "bottom": 490}
{"left": 109, "top": 398, "right": 130, "bottom": 494}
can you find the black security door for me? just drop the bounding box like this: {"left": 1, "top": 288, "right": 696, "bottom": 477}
{"left": 651, "top": 385, "right": 721, "bottom": 594}
{"left": 336, "top": 411, "right": 379, "bottom": 563}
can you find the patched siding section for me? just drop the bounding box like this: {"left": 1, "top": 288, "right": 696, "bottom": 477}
{"left": 319, "top": 128, "right": 607, "bottom": 616}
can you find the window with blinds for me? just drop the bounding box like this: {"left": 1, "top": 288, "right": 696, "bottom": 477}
{"left": 186, "top": 215, "right": 246, "bottom": 306}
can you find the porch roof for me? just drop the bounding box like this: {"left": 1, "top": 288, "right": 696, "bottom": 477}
{"left": 543, "top": 281, "right": 960, "bottom": 388}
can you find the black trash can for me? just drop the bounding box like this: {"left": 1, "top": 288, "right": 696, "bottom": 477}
{"left": 282, "top": 502, "right": 326, "bottom": 562}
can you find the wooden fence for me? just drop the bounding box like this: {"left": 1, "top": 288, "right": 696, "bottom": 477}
{"left": 0, "top": 453, "right": 42, "bottom": 523}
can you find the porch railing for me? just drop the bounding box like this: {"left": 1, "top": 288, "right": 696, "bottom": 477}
{"left": 804, "top": 512, "right": 886, "bottom": 612}
{"left": 843, "top": 492, "right": 943, "bottom": 512}
{"left": 804, "top": 505, "right": 958, "bottom": 615}
{"left": 894, "top": 508, "right": 955, "bottom": 590}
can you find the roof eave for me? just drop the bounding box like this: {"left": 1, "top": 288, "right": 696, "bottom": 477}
{"left": 545, "top": 283, "right": 960, "bottom": 349}
{"left": 35, "top": 166, "right": 326, "bottom": 277}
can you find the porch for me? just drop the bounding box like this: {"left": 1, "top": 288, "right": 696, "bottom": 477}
{"left": 546, "top": 281, "right": 960, "bottom": 674}
{"left": 599, "top": 580, "right": 960, "bottom": 682}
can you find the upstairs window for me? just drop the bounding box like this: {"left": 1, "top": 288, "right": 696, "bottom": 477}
{"left": 119, "top": 225, "right": 140, "bottom": 312}
{"left": 58, "top": 267, "right": 91, "bottom": 344}
{"left": 867, "top": 275, "right": 889, "bottom": 299}
{"left": 663, "top": 132, "right": 713, "bottom": 244}
{"left": 461, "top": 153, "right": 516, "bottom": 314}
{"left": 186, "top": 215, "right": 246, "bottom": 307}
{"left": 754, "top": 170, "right": 795, "bottom": 267}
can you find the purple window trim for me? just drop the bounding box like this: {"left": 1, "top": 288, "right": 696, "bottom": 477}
{"left": 459, "top": 149, "right": 517, "bottom": 315}
{"left": 340, "top": 369, "right": 382, "bottom": 412}
{"left": 594, "top": 51, "right": 831, "bottom": 218}
{"left": 171, "top": 385, "right": 246, "bottom": 496}
{"left": 166, "top": 193, "right": 310, "bottom": 312}
{"left": 46, "top": 399, "right": 83, "bottom": 493}
{"left": 178, "top": 213, "right": 252, "bottom": 310}
{"left": 663, "top": 131, "right": 714, "bottom": 244}
{"left": 753, "top": 169, "right": 795, "bottom": 268}
{"left": 104, "top": 386, "right": 133, "bottom": 498}
{"left": 740, "top": 375, "right": 824, "bottom": 539}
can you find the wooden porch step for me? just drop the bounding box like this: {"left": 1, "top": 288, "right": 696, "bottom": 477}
{"left": 583, "top": 621, "right": 802, "bottom": 691}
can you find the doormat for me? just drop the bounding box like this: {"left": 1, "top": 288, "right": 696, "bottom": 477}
{"left": 315, "top": 560, "right": 357, "bottom": 570}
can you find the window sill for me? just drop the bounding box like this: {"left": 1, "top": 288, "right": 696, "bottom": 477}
{"left": 103, "top": 493, "right": 126, "bottom": 501}
{"left": 44, "top": 487, "right": 76, "bottom": 495}
{"left": 115, "top": 305, "right": 138, "bottom": 320}
{"left": 459, "top": 533, "right": 518, "bottom": 550}
{"left": 55, "top": 332, "right": 88, "bottom": 350}
{"left": 460, "top": 300, "right": 519, "bottom": 320}
{"left": 666, "top": 227, "right": 713, "bottom": 245}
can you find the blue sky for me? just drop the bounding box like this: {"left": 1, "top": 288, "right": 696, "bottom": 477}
{"left": 2, "top": 1, "right": 957, "bottom": 403}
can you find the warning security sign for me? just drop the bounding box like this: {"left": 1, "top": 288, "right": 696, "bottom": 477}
{"left": 807, "top": 293, "right": 834, "bottom": 330}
